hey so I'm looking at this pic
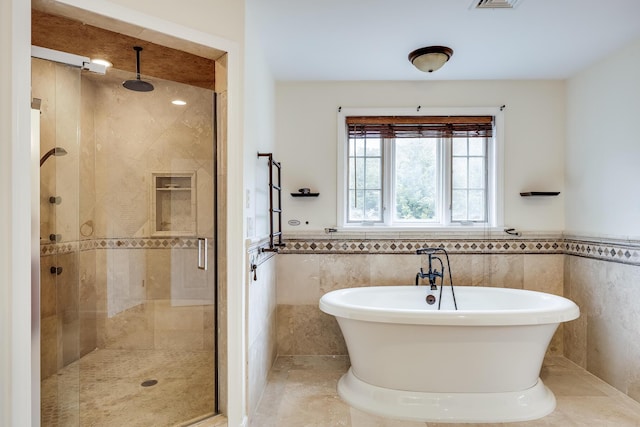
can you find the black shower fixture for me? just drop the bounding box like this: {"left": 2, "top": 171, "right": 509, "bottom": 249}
{"left": 40, "top": 147, "right": 67, "bottom": 166}
{"left": 122, "top": 46, "right": 154, "bottom": 92}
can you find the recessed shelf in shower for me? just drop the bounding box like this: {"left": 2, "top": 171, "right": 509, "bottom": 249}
{"left": 151, "top": 172, "right": 196, "bottom": 236}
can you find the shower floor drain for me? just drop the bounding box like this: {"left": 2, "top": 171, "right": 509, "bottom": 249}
{"left": 141, "top": 379, "right": 158, "bottom": 387}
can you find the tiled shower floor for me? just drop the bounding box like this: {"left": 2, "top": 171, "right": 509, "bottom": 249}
{"left": 41, "top": 348, "right": 216, "bottom": 427}
{"left": 252, "top": 356, "right": 640, "bottom": 426}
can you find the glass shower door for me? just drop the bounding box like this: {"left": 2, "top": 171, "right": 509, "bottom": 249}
{"left": 80, "top": 67, "right": 217, "bottom": 426}
{"left": 34, "top": 52, "right": 218, "bottom": 426}
{"left": 33, "top": 56, "right": 82, "bottom": 426}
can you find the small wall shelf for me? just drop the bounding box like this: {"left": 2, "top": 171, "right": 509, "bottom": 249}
{"left": 520, "top": 192, "right": 560, "bottom": 197}
{"left": 291, "top": 192, "right": 319, "bottom": 197}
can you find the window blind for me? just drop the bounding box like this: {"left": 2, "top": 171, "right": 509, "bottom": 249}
{"left": 346, "top": 116, "right": 493, "bottom": 139}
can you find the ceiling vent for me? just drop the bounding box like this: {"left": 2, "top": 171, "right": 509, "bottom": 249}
{"left": 473, "top": 0, "right": 522, "bottom": 9}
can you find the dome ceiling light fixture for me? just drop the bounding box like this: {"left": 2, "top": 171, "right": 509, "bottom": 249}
{"left": 408, "top": 46, "right": 454, "bottom": 73}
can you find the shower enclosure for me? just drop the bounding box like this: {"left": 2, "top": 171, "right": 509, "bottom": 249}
{"left": 33, "top": 51, "right": 220, "bottom": 426}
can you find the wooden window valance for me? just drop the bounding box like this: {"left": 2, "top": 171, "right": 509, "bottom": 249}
{"left": 346, "top": 116, "right": 493, "bottom": 139}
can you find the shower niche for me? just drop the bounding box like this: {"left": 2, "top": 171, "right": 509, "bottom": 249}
{"left": 151, "top": 172, "right": 197, "bottom": 236}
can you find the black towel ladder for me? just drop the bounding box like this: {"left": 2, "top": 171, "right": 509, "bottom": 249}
{"left": 258, "top": 152, "right": 284, "bottom": 252}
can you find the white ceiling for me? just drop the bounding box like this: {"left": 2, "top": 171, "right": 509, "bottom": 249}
{"left": 247, "top": 0, "right": 640, "bottom": 81}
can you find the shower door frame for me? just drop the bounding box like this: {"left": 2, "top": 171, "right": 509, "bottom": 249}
{"left": 30, "top": 104, "right": 42, "bottom": 427}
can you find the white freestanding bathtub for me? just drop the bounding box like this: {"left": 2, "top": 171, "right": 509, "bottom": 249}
{"left": 319, "top": 285, "right": 580, "bottom": 423}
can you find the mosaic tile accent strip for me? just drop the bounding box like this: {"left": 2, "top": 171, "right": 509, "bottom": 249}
{"left": 95, "top": 237, "right": 203, "bottom": 249}
{"left": 41, "top": 237, "right": 208, "bottom": 256}
{"left": 40, "top": 235, "right": 640, "bottom": 266}
{"left": 280, "top": 235, "right": 640, "bottom": 266}
{"left": 279, "top": 238, "right": 564, "bottom": 255}
{"left": 40, "top": 240, "right": 80, "bottom": 256}
{"left": 564, "top": 237, "right": 640, "bottom": 266}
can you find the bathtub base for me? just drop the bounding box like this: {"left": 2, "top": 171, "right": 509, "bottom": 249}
{"left": 338, "top": 368, "right": 556, "bottom": 423}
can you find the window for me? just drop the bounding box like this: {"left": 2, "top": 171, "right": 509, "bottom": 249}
{"left": 338, "top": 108, "right": 503, "bottom": 229}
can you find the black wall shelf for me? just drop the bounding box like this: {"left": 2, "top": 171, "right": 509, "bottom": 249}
{"left": 291, "top": 192, "right": 319, "bottom": 197}
{"left": 520, "top": 192, "right": 560, "bottom": 197}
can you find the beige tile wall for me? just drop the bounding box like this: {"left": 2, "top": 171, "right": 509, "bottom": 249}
{"left": 86, "top": 70, "right": 216, "bottom": 350}
{"left": 34, "top": 58, "right": 88, "bottom": 379}
{"left": 88, "top": 68, "right": 215, "bottom": 240}
{"left": 79, "top": 77, "right": 98, "bottom": 361}
{"left": 564, "top": 254, "right": 640, "bottom": 403}
{"left": 40, "top": 249, "right": 96, "bottom": 378}
{"left": 93, "top": 247, "right": 216, "bottom": 350}
{"left": 276, "top": 253, "right": 565, "bottom": 357}
{"left": 33, "top": 58, "right": 81, "bottom": 246}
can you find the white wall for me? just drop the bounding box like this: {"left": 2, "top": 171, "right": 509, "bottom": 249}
{"left": 244, "top": 1, "right": 278, "bottom": 420}
{"left": 245, "top": 2, "right": 275, "bottom": 239}
{"left": 0, "top": 0, "right": 10, "bottom": 412}
{"left": 107, "top": 0, "right": 244, "bottom": 43}
{"left": 0, "top": 0, "right": 9, "bottom": 417}
{"left": 1, "top": 0, "right": 34, "bottom": 425}
{"left": 566, "top": 38, "right": 640, "bottom": 239}
{"left": 563, "top": 37, "right": 640, "bottom": 402}
{"left": 243, "top": 0, "right": 277, "bottom": 417}
{"left": 276, "top": 80, "right": 566, "bottom": 233}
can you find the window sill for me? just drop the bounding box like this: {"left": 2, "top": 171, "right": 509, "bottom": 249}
{"left": 341, "top": 226, "right": 504, "bottom": 237}
{"left": 283, "top": 229, "right": 566, "bottom": 242}
{"left": 283, "top": 226, "right": 522, "bottom": 240}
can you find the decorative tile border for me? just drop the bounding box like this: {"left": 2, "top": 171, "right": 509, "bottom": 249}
{"left": 40, "top": 240, "right": 80, "bottom": 256}
{"left": 94, "top": 237, "right": 203, "bottom": 249}
{"left": 280, "top": 234, "right": 640, "bottom": 267}
{"left": 40, "top": 234, "right": 640, "bottom": 267}
{"left": 41, "top": 237, "right": 209, "bottom": 256}
{"left": 564, "top": 238, "right": 640, "bottom": 266}
{"left": 280, "top": 238, "right": 564, "bottom": 255}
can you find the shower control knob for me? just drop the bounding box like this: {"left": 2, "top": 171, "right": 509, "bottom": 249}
{"left": 49, "top": 196, "right": 62, "bottom": 204}
{"left": 50, "top": 266, "right": 63, "bottom": 275}
{"left": 49, "top": 234, "right": 62, "bottom": 242}
{"left": 426, "top": 294, "right": 436, "bottom": 305}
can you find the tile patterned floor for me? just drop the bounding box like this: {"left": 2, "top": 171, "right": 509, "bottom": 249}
{"left": 251, "top": 356, "right": 640, "bottom": 426}
{"left": 41, "top": 348, "right": 216, "bottom": 427}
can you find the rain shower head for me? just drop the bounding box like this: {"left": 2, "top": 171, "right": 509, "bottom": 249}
{"left": 122, "top": 46, "right": 154, "bottom": 92}
{"left": 123, "top": 79, "right": 154, "bottom": 92}
{"left": 40, "top": 147, "right": 67, "bottom": 167}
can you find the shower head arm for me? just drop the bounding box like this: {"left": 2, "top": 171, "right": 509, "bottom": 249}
{"left": 134, "top": 46, "right": 142, "bottom": 80}
{"left": 123, "top": 46, "right": 154, "bottom": 92}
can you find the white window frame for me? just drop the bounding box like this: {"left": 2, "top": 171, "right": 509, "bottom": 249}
{"left": 337, "top": 107, "right": 504, "bottom": 231}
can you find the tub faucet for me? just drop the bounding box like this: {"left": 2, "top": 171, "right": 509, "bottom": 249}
{"left": 415, "top": 248, "right": 444, "bottom": 290}
{"left": 416, "top": 247, "right": 458, "bottom": 310}
{"left": 415, "top": 267, "right": 442, "bottom": 290}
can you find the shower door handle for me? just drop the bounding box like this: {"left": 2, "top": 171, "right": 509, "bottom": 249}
{"left": 197, "top": 238, "right": 208, "bottom": 270}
